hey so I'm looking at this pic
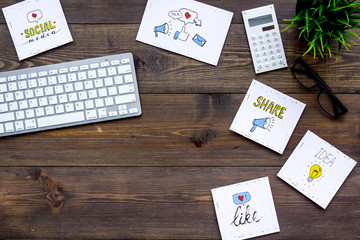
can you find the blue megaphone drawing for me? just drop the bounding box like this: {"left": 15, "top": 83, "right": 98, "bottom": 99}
{"left": 154, "top": 23, "right": 169, "bottom": 37}
{"left": 250, "top": 117, "right": 271, "bottom": 132}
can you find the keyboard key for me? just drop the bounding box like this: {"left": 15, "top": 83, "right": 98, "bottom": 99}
{"left": 29, "top": 99, "right": 38, "bottom": 108}
{"left": 48, "top": 76, "right": 57, "bottom": 85}
{"left": 118, "top": 84, "right": 135, "bottom": 94}
{"left": 114, "top": 76, "right": 123, "bottom": 85}
{"left": 124, "top": 74, "right": 133, "bottom": 83}
{"left": 38, "top": 78, "right": 47, "bottom": 87}
{"left": 59, "top": 68, "right": 69, "bottom": 74}
{"left": 58, "top": 75, "right": 67, "bottom": 83}
{"left": 74, "top": 82, "right": 84, "bottom": 91}
{"left": 98, "top": 108, "right": 107, "bottom": 118}
{"left": 95, "top": 99, "right": 104, "bottom": 107}
{"left": 0, "top": 84, "right": 7, "bottom": 93}
{"left": 35, "top": 88, "right": 44, "bottom": 97}
{"left": 15, "top": 121, "right": 25, "bottom": 131}
{"left": 39, "top": 97, "right": 48, "bottom": 107}
{"left": 129, "top": 108, "right": 139, "bottom": 114}
{"left": 5, "top": 122, "right": 15, "bottom": 132}
{"left": 114, "top": 93, "right": 136, "bottom": 104}
{"left": 0, "top": 103, "right": 9, "bottom": 112}
{"left": 38, "top": 71, "right": 48, "bottom": 77}
{"left": 45, "top": 106, "right": 55, "bottom": 115}
{"left": 0, "top": 124, "right": 4, "bottom": 133}
{"left": 105, "top": 97, "right": 114, "bottom": 106}
{"left": 55, "top": 85, "right": 64, "bottom": 94}
{"left": 26, "top": 109, "right": 35, "bottom": 118}
{"left": 8, "top": 76, "right": 17, "bottom": 81}
{"left": 84, "top": 81, "right": 94, "bottom": 89}
{"left": 38, "top": 112, "right": 85, "bottom": 128}
{"left": 0, "top": 112, "right": 15, "bottom": 123}
{"left": 29, "top": 73, "right": 37, "bottom": 78}
{"left": 68, "top": 73, "right": 77, "bottom": 82}
{"left": 88, "top": 70, "right": 97, "bottom": 79}
{"left": 16, "top": 111, "right": 25, "bottom": 120}
{"left": 49, "top": 70, "right": 58, "bottom": 75}
{"left": 28, "top": 79, "right": 37, "bottom": 88}
{"left": 70, "top": 66, "right": 79, "bottom": 72}
{"left": 90, "top": 63, "right": 99, "bottom": 69}
{"left": 9, "top": 102, "right": 18, "bottom": 111}
{"left": 55, "top": 104, "right": 65, "bottom": 114}
{"left": 108, "top": 87, "right": 117, "bottom": 96}
{"left": 111, "top": 60, "right": 120, "bottom": 65}
{"left": 78, "top": 72, "right": 87, "bottom": 80}
{"left": 101, "top": 61, "right": 110, "bottom": 67}
{"left": 65, "top": 83, "right": 74, "bottom": 93}
{"left": 35, "top": 108, "right": 45, "bottom": 117}
{"left": 25, "top": 119, "right": 37, "bottom": 129}
{"left": 15, "top": 91, "right": 25, "bottom": 100}
{"left": 121, "top": 58, "right": 130, "bottom": 64}
{"left": 49, "top": 96, "right": 58, "bottom": 105}
{"left": 80, "top": 65, "right": 89, "bottom": 70}
{"left": 59, "top": 94, "right": 68, "bottom": 103}
{"left": 85, "top": 110, "right": 97, "bottom": 120}
{"left": 45, "top": 86, "right": 54, "bottom": 95}
{"left": 104, "top": 77, "right": 114, "bottom": 86}
{"left": 0, "top": 77, "right": 6, "bottom": 83}
{"left": 0, "top": 94, "right": 4, "bottom": 102}
{"left": 5, "top": 93, "right": 14, "bottom": 101}
{"left": 68, "top": 93, "right": 78, "bottom": 102}
{"left": 8, "top": 82, "right": 18, "bottom": 91}
{"left": 75, "top": 101, "right": 84, "bottom": 111}
{"left": 25, "top": 90, "right": 34, "bottom": 99}
{"left": 94, "top": 79, "right": 104, "bottom": 88}
{"left": 85, "top": 100, "right": 94, "bottom": 109}
{"left": 78, "top": 91, "right": 88, "bottom": 100}
{"left": 98, "top": 69, "right": 107, "bottom": 77}
{"left": 108, "top": 67, "right": 117, "bottom": 76}
{"left": 118, "top": 65, "right": 132, "bottom": 74}
{"left": 19, "top": 74, "right": 27, "bottom": 80}
{"left": 65, "top": 103, "right": 75, "bottom": 112}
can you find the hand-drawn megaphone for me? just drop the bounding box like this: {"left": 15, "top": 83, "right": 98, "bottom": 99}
{"left": 154, "top": 23, "right": 169, "bottom": 37}
{"left": 250, "top": 117, "right": 270, "bottom": 132}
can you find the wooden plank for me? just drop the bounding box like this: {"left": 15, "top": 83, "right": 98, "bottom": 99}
{"left": 0, "top": 167, "right": 358, "bottom": 239}
{"left": 0, "top": 94, "right": 358, "bottom": 167}
{"left": 0, "top": 24, "right": 359, "bottom": 94}
{"left": 0, "top": 0, "right": 297, "bottom": 24}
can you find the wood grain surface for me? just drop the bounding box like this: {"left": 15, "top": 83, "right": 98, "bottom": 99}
{"left": 0, "top": 0, "right": 359, "bottom": 239}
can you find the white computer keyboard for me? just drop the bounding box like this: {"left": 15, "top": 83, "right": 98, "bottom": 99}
{"left": 0, "top": 52, "right": 142, "bottom": 137}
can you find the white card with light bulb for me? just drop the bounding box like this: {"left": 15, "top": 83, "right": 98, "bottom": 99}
{"left": 230, "top": 79, "right": 305, "bottom": 154}
{"left": 242, "top": 4, "right": 287, "bottom": 74}
{"left": 278, "top": 130, "right": 357, "bottom": 209}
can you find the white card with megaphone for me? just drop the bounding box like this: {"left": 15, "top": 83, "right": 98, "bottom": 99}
{"left": 136, "top": 0, "right": 233, "bottom": 66}
{"left": 230, "top": 79, "right": 306, "bottom": 154}
{"left": 278, "top": 130, "right": 357, "bottom": 209}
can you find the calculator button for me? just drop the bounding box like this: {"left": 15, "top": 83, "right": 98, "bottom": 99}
{"left": 262, "top": 52, "right": 267, "bottom": 56}
{"left": 258, "top": 35, "right": 263, "bottom": 39}
{"left": 261, "top": 46, "right": 266, "bottom": 51}
{"left": 272, "top": 31, "right": 277, "bottom": 36}
{"left": 269, "top": 50, "right": 274, "bottom": 55}
{"left": 277, "top": 54, "right": 282, "bottom": 59}
{"left": 265, "top": 34, "right": 270, "bottom": 38}
{"left": 276, "top": 48, "right": 281, "bottom": 53}
{"left": 256, "top": 58, "right": 261, "bottom": 63}
{"left": 264, "top": 57, "right": 268, "bottom": 62}
{"left": 274, "top": 37, "right": 278, "bottom": 42}
{"left": 265, "top": 63, "right": 270, "bottom": 68}
{"left": 251, "top": 36, "right": 256, "bottom": 41}
{"left": 275, "top": 43, "right": 280, "bottom": 48}
{"left": 268, "top": 44, "right": 272, "bottom": 49}
{"left": 271, "top": 56, "right": 276, "bottom": 60}
{"left": 260, "top": 40, "right": 264, "bottom": 45}
{"left": 279, "top": 60, "right": 284, "bottom": 64}
{"left": 255, "top": 53, "right": 260, "bottom": 58}
{"left": 272, "top": 61, "right": 277, "bottom": 66}
{"left": 254, "top": 47, "right": 259, "bottom": 52}
{"left": 252, "top": 42, "right": 258, "bottom": 46}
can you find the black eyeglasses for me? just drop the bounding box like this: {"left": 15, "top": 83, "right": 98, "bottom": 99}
{"left": 290, "top": 57, "right": 347, "bottom": 118}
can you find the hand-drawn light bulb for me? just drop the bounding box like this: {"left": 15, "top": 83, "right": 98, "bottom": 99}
{"left": 307, "top": 164, "right": 322, "bottom": 182}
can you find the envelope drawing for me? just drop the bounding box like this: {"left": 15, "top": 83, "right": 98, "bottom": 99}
{"left": 192, "top": 34, "right": 206, "bottom": 47}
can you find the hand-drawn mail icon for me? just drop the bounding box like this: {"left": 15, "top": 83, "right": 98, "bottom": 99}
{"left": 192, "top": 34, "right": 206, "bottom": 47}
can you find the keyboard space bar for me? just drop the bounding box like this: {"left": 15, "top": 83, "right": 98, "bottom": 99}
{"left": 37, "top": 112, "right": 85, "bottom": 128}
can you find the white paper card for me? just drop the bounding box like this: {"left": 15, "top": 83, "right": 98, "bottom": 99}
{"left": 278, "top": 130, "right": 357, "bottom": 209}
{"left": 230, "top": 80, "right": 306, "bottom": 154}
{"left": 136, "top": 0, "right": 233, "bottom": 66}
{"left": 211, "top": 177, "right": 280, "bottom": 240}
{"left": 2, "top": 0, "right": 73, "bottom": 61}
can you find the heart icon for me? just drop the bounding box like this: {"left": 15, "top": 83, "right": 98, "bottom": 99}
{"left": 32, "top": 13, "right": 37, "bottom": 18}
{"left": 238, "top": 196, "right": 244, "bottom": 201}
{"left": 185, "top": 12, "right": 191, "bottom": 19}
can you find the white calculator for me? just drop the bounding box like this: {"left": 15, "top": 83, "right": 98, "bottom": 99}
{"left": 242, "top": 4, "right": 287, "bottom": 74}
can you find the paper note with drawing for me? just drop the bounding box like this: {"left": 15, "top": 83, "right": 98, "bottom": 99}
{"left": 136, "top": 0, "right": 233, "bottom": 66}
{"left": 2, "top": 0, "right": 73, "bottom": 61}
{"left": 211, "top": 177, "right": 280, "bottom": 240}
{"left": 230, "top": 80, "right": 306, "bottom": 154}
{"left": 278, "top": 130, "right": 357, "bottom": 209}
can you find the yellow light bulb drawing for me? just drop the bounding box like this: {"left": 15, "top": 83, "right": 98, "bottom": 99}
{"left": 307, "top": 164, "right": 322, "bottom": 182}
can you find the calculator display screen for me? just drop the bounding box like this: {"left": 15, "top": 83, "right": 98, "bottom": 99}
{"left": 248, "top": 14, "right": 273, "bottom": 27}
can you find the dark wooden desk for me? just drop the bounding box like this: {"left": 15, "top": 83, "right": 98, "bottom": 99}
{"left": 0, "top": 1, "right": 359, "bottom": 239}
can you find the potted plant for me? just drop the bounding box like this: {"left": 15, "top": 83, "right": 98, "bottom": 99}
{"left": 283, "top": 0, "right": 360, "bottom": 58}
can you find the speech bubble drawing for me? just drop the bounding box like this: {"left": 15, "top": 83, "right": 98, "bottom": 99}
{"left": 168, "top": 8, "right": 201, "bottom": 26}
{"left": 27, "top": 10, "right": 43, "bottom": 23}
{"left": 233, "top": 192, "right": 251, "bottom": 206}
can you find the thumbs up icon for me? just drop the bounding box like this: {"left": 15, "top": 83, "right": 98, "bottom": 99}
{"left": 174, "top": 27, "right": 190, "bottom": 41}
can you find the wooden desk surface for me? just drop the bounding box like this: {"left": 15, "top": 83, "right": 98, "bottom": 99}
{"left": 0, "top": 1, "right": 359, "bottom": 239}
